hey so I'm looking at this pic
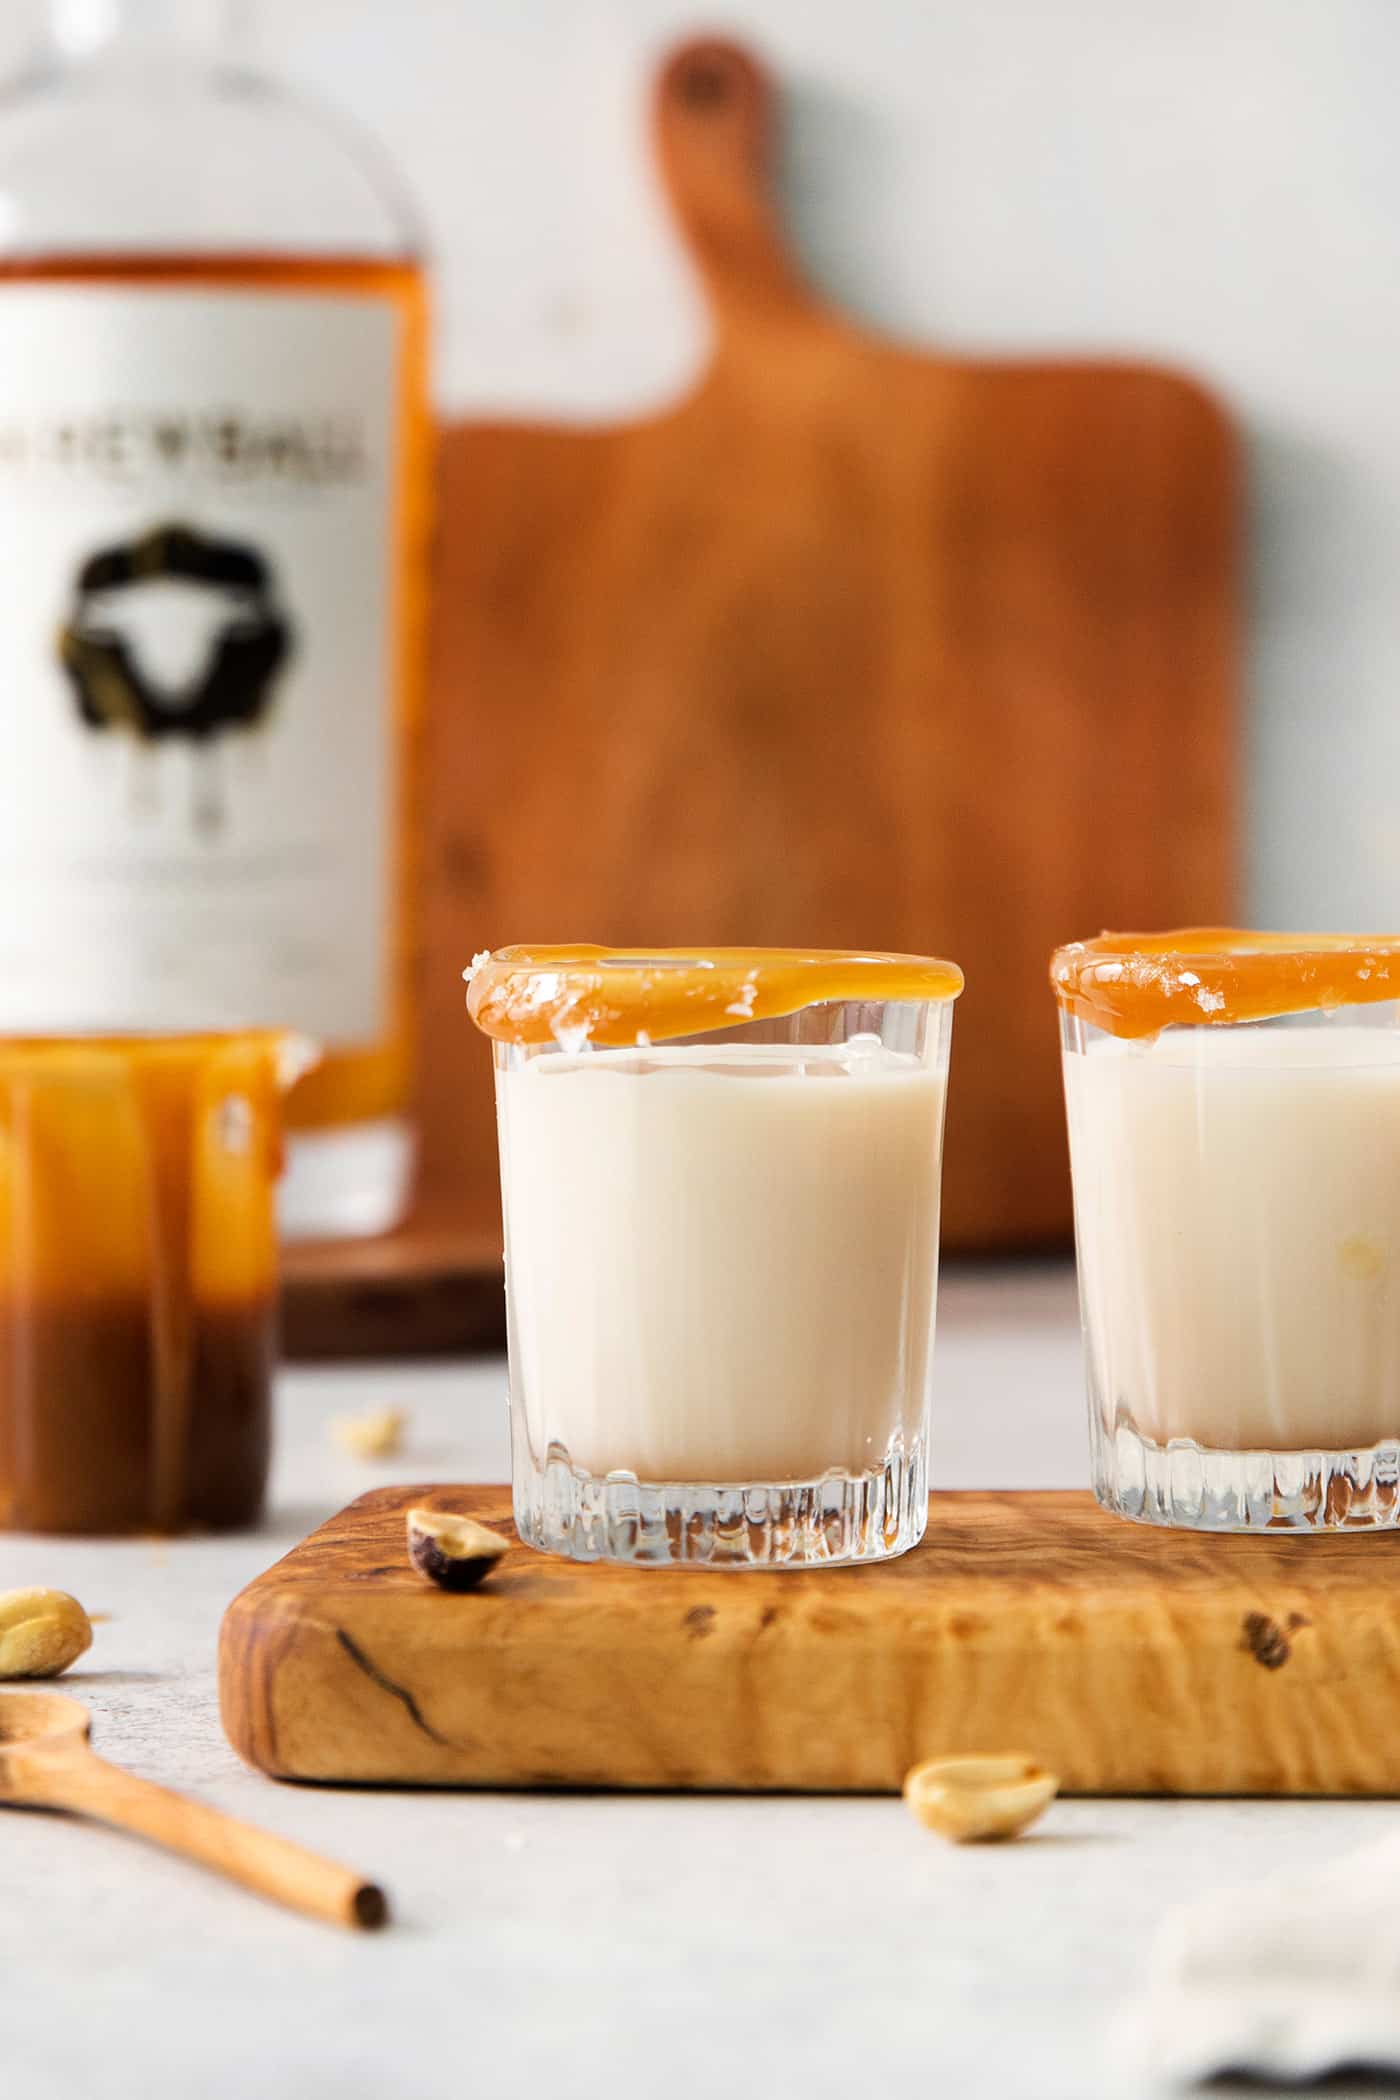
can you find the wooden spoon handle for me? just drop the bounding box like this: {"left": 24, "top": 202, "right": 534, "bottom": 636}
{"left": 25, "top": 1748, "right": 386, "bottom": 1930}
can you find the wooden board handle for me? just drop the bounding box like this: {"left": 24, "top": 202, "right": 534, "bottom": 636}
{"left": 23, "top": 1746, "right": 387, "bottom": 1931}
{"left": 652, "top": 36, "right": 814, "bottom": 328}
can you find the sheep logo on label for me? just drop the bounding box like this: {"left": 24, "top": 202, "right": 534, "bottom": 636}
{"left": 56, "top": 520, "right": 294, "bottom": 835}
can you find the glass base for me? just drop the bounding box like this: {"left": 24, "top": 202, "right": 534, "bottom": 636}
{"left": 1092, "top": 1414, "right": 1400, "bottom": 1531}
{"left": 513, "top": 1438, "right": 929, "bottom": 1567}
{"left": 278, "top": 1116, "right": 414, "bottom": 1240}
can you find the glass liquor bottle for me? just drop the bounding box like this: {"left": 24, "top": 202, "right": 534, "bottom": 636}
{"left": 0, "top": 0, "right": 431, "bottom": 1236}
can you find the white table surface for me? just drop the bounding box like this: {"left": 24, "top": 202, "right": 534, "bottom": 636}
{"left": 2, "top": 1262, "right": 1392, "bottom": 2100}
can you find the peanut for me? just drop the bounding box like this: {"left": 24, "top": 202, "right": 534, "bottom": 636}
{"left": 332, "top": 1406, "right": 406, "bottom": 1461}
{"left": 903, "top": 1753, "right": 1058, "bottom": 1842}
{"left": 406, "top": 1508, "right": 508, "bottom": 1591}
{"left": 0, "top": 1588, "right": 93, "bottom": 1679}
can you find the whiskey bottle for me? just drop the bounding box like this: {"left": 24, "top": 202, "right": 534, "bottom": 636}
{"left": 0, "top": 0, "right": 431, "bottom": 1236}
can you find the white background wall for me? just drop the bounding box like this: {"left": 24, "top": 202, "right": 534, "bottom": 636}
{"left": 6, "top": 0, "right": 1400, "bottom": 929}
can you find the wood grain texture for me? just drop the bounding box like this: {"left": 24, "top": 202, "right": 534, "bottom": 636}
{"left": 219, "top": 1487, "right": 1400, "bottom": 1797}
{"left": 413, "top": 34, "right": 1239, "bottom": 1261}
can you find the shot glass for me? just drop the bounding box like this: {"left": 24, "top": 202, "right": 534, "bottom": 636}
{"left": 1054, "top": 929, "right": 1400, "bottom": 1531}
{"left": 468, "top": 946, "right": 962, "bottom": 1566}
{"left": 0, "top": 1030, "right": 312, "bottom": 1534}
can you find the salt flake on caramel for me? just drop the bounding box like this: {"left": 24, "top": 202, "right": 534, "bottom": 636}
{"left": 1051, "top": 929, "right": 1400, "bottom": 1040}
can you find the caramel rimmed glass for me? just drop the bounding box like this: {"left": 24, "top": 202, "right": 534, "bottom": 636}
{"left": 469, "top": 948, "right": 962, "bottom": 1566}
{"left": 1054, "top": 930, "right": 1400, "bottom": 1531}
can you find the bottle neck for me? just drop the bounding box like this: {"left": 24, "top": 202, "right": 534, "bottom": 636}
{"left": 49, "top": 0, "right": 241, "bottom": 63}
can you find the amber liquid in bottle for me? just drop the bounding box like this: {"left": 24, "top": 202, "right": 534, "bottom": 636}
{"left": 0, "top": 250, "right": 430, "bottom": 1201}
{"left": 0, "top": 6, "right": 432, "bottom": 1234}
{"left": 0, "top": 249, "right": 430, "bottom": 1149}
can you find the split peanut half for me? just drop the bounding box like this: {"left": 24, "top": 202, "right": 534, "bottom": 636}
{"left": 903, "top": 1753, "right": 1058, "bottom": 1842}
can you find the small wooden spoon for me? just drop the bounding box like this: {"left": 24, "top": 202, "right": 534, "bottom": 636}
{"left": 0, "top": 1690, "right": 387, "bottom": 1929}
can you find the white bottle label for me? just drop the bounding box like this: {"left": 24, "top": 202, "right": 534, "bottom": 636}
{"left": 0, "top": 284, "right": 401, "bottom": 1045}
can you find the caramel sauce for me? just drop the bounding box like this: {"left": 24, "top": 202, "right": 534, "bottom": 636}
{"left": 0, "top": 1032, "right": 298, "bottom": 1534}
{"left": 0, "top": 251, "right": 432, "bottom": 1138}
{"left": 467, "top": 946, "right": 964, "bottom": 1047}
{"left": 0, "top": 1298, "right": 272, "bottom": 1535}
{"left": 1052, "top": 928, "right": 1400, "bottom": 1040}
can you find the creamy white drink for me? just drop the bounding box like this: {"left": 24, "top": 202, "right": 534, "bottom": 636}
{"left": 471, "top": 943, "right": 961, "bottom": 1563}
{"left": 1066, "top": 1026, "right": 1400, "bottom": 1452}
{"left": 499, "top": 1040, "right": 946, "bottom": 1482}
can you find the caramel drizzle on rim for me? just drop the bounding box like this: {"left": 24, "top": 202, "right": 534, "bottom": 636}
{"left": 466, "top": 946, "right": 963, "bottom": 1047}
{"left": 1051, "top": 928, "right": 1400, "bottom": 1038}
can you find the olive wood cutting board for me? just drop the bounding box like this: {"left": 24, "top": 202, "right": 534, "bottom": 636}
{"left": 416, "top": 39, "right": 1238, "bottom": 1250}
{"left": 282, "top": 34, "right": 1238, "bottom": 1356}
{"left": 219, "top": 1487, "right": 1400, "bottom": 1795}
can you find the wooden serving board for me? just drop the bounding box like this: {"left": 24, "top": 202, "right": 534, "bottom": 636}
{"left": 220, "top": 1487, "right": 1400, "bottom": 1796}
